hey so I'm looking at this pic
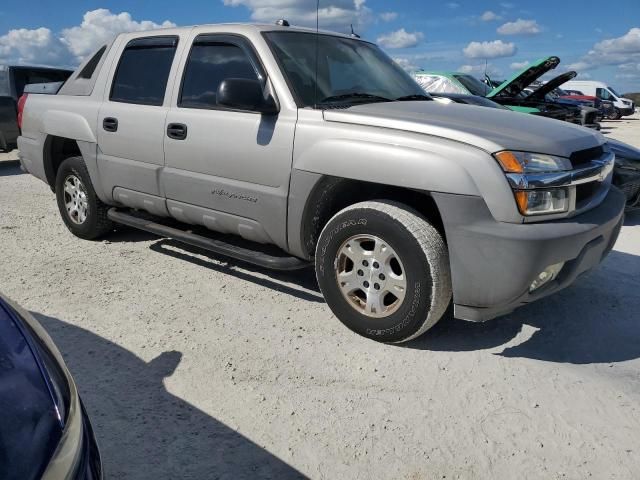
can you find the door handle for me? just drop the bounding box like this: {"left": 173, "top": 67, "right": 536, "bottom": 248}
{"left": 167, "top": 123, "right": 188, "bottom": 140}
{"left": 103, "top": 117, "right": 118, "bottom": 132}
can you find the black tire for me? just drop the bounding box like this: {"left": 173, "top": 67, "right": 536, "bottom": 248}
{"left": 55, "top": 156, "right": 113, "bottom": 240}
{"left": 315, "top": 200, "right": 452, "bottom": 343}
{"left": 608, "top": 108, "right": 622, "bottom": 120}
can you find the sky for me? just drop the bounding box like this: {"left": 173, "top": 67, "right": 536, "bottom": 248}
{"left": 1, "top": 0, "right": 639, "bottom": 92}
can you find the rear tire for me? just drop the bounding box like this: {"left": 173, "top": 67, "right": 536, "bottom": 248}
{"left": 315, "top": 200, "right": 452, "bottom": 343}
{"left": 55, "top": 156, "right": 113, "bottom": 240}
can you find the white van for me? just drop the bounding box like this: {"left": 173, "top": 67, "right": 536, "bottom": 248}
{"left": 562, "top": 80, "right": 635, "bottom": 119}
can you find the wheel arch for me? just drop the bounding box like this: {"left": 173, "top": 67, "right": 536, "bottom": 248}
{"left": 290, "top": 174, "right": 445, "bottom": 260}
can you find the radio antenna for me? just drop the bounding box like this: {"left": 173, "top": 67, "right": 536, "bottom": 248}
{"left": 314, "top": 0, "right": 320, "bottom": 109}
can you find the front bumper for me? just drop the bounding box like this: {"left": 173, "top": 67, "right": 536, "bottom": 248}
{"left": 618, "top": 106, "right": 635, "bottom": 116}
{"left": 433, "top": 188, "right": 626, "bottom": 322}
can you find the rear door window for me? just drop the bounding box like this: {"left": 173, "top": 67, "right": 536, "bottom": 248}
{"left": 110, "top": 36, "right": 179, "bottom": 106}
{"left": 179, "top": 39, "right": 260, "bottom": 109}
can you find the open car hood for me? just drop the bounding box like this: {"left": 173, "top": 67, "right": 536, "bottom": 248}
{"left": 526, "top": 71, "right": 577, "bottom": 100}
{"left": 487, "top": 56, "right": 560, "bottom": 99}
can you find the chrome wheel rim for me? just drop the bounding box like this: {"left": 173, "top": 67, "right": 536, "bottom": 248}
{"left": 335, "top": 235, "right": 407, "bottom": 319}
{"left": 63, "top": 175, "right": 89, "bottom": 225}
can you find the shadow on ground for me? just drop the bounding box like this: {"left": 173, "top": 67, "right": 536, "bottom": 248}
{"left": 404, "top": 251, "right": 640, "bottom": 364}
{"left": 0, "top": 160, "right": 23, "bottom": 177}
{"left": 37, "top": 314, "right": 307, "bottom": 480}
{"left": 149, "top": 239, "right": 322, "bottom": 303}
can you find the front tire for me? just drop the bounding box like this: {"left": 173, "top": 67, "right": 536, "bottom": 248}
{"left": 315, "top": 201, "right": 452, "bottom": 343}
{"left": 55, "top": 156, "right": 113, "bottom": 240}
{"left": 608, "top": 108, "right": 622, "bottom": 120}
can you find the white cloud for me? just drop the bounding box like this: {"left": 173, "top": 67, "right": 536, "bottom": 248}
{"left": 458, "top": 63, "right": 502, "bottom": 77}
{"left": 0, "top": 27, "right": 69, "bottom": 65}
{"left": 62, "top": 9, "right": 175, "bottom": 61}
{"left": 565, "top": 28, "right": 640, "bottom": 73}
{"left": 480, "top": 11, "right": 502, "bottom": 22}
{"left": 593, "top": 27, "right": 640, "bottom": 54}
{"left": 500, "top": 2, "right": 515, "bottom": 8}
{"left": 0, "top": 9, "right": 176, "bottom": 67}
{"left": 377, "top": 28, "right": 424, "bottom": 49}
{"left": 463, "top": 40, "right": 516, "bottom": 59}
{"left": 510, "top": 60, "right": 529, "bottom": 70}
{"left": 497, "top": 18, "right": 541, "bottom": 35}
{"left": 223, "top": 0, "right": 372, "bottom": 32}
{"left": 446, "top": 2, "right": 460, "bottom": 8}
{"left": 393, "top": 57, "right": 419, "bottom": 72}
{"left": 379, "top": 12, "right": 398, "bottom": 22}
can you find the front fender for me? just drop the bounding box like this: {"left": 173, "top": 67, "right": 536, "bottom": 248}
{"left": 295, "top": 137, "right": 481, "bottom": 196}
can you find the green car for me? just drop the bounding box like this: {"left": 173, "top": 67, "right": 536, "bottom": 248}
{"left": 413, "top": 57, "right": 573, "bottom": 116}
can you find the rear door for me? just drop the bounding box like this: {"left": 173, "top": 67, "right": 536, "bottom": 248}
{"left": 97, "top": 35, "right": 183, "bottom": 215}
{"left": 162, "top": 32, "right": 297, "bottom": 248}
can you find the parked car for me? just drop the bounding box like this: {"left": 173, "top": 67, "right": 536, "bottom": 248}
{"left": 609, "top": 138, "right": 640, "bottom": 211}
{"left": 0, "top": 294, "right": 102, "bottom": 480}
{"left": 485, "top": 58, "right": 601, "bottom": 128}
{"left": 414, "top": 60, "right": 598, "bottom": 127}
{"left": 18, "top": 23, "right": 625, "bottom": 342}
{"left": 0, "top": 65, "right": 73, "bottom": 151}
{"left": 562, "top": 80, "right": 635, "bottom": 120}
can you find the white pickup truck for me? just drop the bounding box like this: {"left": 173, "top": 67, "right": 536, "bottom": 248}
{"left": 18, "top": 23, "right": 625, "bottom": 343}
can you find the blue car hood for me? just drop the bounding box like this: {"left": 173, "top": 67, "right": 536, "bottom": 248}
{"left": 0, "top": 298, "right": 62, "bottom": 480}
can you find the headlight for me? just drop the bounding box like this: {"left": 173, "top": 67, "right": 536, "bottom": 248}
{"left": 514, "top": 189, "right": 569, "bottom": 216}
{"left": 495, "top": 151, "right": 572, "bottom": 173}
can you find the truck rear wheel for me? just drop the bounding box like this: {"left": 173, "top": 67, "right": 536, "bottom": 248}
{"left": 315, "top": 201, "right": 452, "bottom": 343}
{"left": 55, "top": 156, "right": 113, "bottom": 240}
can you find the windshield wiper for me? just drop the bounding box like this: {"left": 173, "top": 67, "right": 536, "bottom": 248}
{"left": 319, "top": 93, "right": 393, "bottom": 105}
{"left": 395, "top": 94, "right": 432, "bottom": 102}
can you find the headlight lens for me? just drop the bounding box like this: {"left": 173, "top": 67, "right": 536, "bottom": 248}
{"left": 515, "top": 189, "right": 569, "bottom": 216}
{"left": 495, "top": 151, "right": 572, "bottom": 174}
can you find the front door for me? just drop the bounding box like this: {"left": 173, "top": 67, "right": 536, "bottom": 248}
{"left": 162, "top": 33, "right": 296, "bottom": 248}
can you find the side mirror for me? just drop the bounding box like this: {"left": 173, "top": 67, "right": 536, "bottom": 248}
{"left": 217, "top": 78, "right": 279, "bottom": 115}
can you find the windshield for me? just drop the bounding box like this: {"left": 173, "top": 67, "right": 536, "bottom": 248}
{"left": 264, "top": 32, "right": 426, "bottom": 108}
{"left": 453, "top": 74, "right": 491, "bottom": 96}
{"left": 608, "top": 86, "right": 621, "bottom": 98}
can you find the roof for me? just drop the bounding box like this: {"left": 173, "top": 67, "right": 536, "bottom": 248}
{"left": 113, "top": 22, "right": 366, "bottom": 41}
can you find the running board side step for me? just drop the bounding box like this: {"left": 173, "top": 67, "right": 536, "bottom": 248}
{"left": 107, "top": 209, "right": 311, "bottom": 271}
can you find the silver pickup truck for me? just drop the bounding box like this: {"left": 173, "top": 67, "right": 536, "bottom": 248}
{"left": 18, "top": 23, "right": 625, "bottom": 343}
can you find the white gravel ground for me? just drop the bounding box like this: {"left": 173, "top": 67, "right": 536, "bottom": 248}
{"left": 1, "top": 114, "right": 639, "bottom": 480}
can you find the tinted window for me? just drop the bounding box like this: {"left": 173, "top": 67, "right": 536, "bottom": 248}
{"left": 0, "top": 68, "right": 8, "bottom": 96}
{"left": 453, "top": 74, "right": 491, "bottom": 96}
{"left": 79, "top": 46, "right": 107, "bottom": 79}
{"left": 180, "top": 42, "right": 258, "bottom": 109}
{"left": 110, "top": 36, "right": 178, "bottom": 106}
{"left": 596, "top": 88, "right": 612, "bottom": 100}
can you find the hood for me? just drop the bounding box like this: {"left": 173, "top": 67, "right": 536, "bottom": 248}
{"left": 526, "top": 71, "right": 577, "bottom": 100}
{"left": 0, "top": 296, "right": 63, "bottom": 480}
{"left": 487, "top": 56, "right": 560, "bottom": 99}
{"left": 323, "top": 100, "right": 603, "bottom": 157}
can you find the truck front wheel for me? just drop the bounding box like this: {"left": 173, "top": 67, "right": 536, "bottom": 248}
{"left": 55, "top": 156, "right": 113, "bottom": 240}
{"left": 315, "top": 201, "right": 452, "bottom": 343}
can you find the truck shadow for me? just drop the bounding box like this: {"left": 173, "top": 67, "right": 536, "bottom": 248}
{"left": 0, "top": 160, "right": 24, "bottom": 177}
{"left": 404, "top": 250, "right": 640, "bottom": 364}
{"left": 149, "top": 239, "right": 323, "bottom": 303}
{"left": 36, "top": 314, "right": 307, "bottom": 480}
